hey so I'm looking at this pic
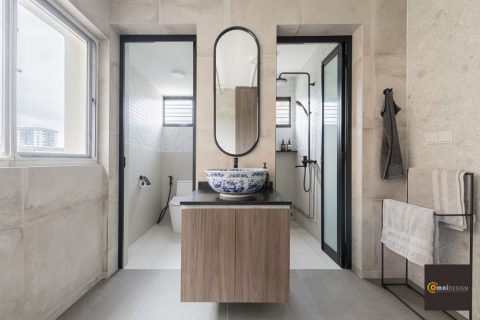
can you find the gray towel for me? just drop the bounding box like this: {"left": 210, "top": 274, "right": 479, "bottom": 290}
{"left": 380, "top": 90, "right": 404, "bottom": 179}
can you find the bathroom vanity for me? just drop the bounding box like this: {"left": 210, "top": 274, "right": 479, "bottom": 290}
{"left": 180, "top": 187, "right": 291, "bottom": 303}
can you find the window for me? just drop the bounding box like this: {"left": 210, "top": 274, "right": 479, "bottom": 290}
{"left": 276, "top": 97, "right": 291, "bottom": 127}
{"left": 1, "top": 0, "right": 96, "bottom": 159}
{"left": 0, "top": 1, "right": 6, "bottom": 158}
{"left": 163, "top": 96, "right": 193, "bottom": 127}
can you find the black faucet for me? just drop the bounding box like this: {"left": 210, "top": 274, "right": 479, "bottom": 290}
{"left": 233, "top": 157, "right": 238, "bottom": 168}
{"left": 295, "top": 155, "right": 317, "bottom": 168}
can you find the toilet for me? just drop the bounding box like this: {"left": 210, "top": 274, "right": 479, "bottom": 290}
{"left": 169, "top": 180, "right": 192, "bottom": 233}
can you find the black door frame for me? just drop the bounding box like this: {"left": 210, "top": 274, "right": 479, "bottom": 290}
{"left": 118, "top": 35, "right": 197, "bottom": 269}
{"left": 277, "top": 36, "right": 352, "bottom": 269}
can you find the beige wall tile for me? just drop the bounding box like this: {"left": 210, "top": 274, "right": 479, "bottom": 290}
{"left": 112, "top": 23, "right": 196, "bottom": 35}
{"left": 301, "top": 0, "right": 370, "bottom": 24}
{"left": 110, "top": 0, "right": 159, "bottom": 24}
{"left": 352, "top": 26, "right": 364, "bottom": 62}
{"left": 351, "top": 195, "right": 362, "bottom": 274}
{"left": 159, "top": 0, "right": 225, "bottom": 25}
{"left": 371, "top": 0, "right": 406, "bottom": 56}
{"left": 407, "top": 0, "right": 480, "bottom": 313}
{"left": 296, "top": 24, "right": 360, "bottom": 36}
{"left": 373, "top": 54, "right": 406, "bottom": 128}
{"left": 69, "top": 0, "right": 109, "bottom": 34}
{"left": 277, "top": 25, "right": 301, "bottom": 37}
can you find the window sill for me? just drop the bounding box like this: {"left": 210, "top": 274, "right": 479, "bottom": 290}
{"left": 0, "top": 157, "right": 97, "bottom": 168}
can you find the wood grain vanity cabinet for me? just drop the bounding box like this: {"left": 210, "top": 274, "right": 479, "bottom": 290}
{"left": 181, "top": 206, "right": 290, "bottom": 303}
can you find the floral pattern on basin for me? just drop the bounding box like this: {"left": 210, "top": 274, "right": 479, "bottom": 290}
{"left": 205, "top": 168, "right": 267, "bottom": 194}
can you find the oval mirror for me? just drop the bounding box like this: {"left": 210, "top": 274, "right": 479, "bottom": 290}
{"left": 214, "top": 27, "right": 260, "bottom": 156}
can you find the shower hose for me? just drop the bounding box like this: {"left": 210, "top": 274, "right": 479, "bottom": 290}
{"left": 303, "top": 163, "right": 313, "bottom": 193}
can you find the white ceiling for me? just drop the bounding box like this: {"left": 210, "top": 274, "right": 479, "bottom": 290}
{"left": 215, "top": 30, "right": 258, "bottom": 89}
{"left": 127, "top": 42, "right": 194, "bottom": 96}
{"left": 276, "top": 43, "right": 322, "bottom": 74}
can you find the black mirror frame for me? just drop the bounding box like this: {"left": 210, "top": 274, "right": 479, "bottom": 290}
{"left": 213, "top": 26, "right": 260, "bottom": 157}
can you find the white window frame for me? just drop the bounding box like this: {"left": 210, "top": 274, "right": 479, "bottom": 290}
{"left": 276, "top": 97, "right": 291, "bottom": 128}
{"left": 163, "top": 96, "right": 194, "bottom": 127}
{"left": 1, "top": 0, "right": 98, "bottom": 167}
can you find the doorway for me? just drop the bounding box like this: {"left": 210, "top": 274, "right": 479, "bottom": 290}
{"left": 119, "top": 35, "right": 196, "bottom": 269}
{"left": 275, "top": 36, "right": 351, "bottom": 269}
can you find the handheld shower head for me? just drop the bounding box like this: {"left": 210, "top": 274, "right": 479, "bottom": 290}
{"left": 296, "top": 101, "right": 309, "bottom": 116}
{"left": 276, "top": 76, "right": 287, "bottom": 82}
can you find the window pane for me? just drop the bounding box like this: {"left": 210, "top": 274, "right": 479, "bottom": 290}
{"left": 164, "top": 97, "right": 193, "bottom": 126}
{"left": 0, "top": 1, "right": 4, "bottom": 157}
{"left": 276, "top": 99, "right": 290, "bottom": 127}
{"left": 16, "top": 0, "right": 89, "bottom": 155}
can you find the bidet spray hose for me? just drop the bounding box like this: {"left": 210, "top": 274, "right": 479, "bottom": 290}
{"left": 157, "top": 176, "right": 174, "bottom": 224}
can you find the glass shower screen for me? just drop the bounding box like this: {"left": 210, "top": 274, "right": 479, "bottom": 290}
{"left": 321, "top": 45, "right": 343, "bottom": 263}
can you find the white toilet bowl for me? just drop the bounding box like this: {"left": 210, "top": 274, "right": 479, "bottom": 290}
{"left": 169, "top": 197, "right": 183, "bottom": 233}
{"left": 169, "top": 180, "right": 192, "bottom": 233}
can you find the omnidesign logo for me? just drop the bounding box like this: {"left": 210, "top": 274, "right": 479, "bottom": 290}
{"left": 426, "top": 281, "right": 469, "bottom": 294}
{"left": 427, "top": 282, "right": 438, "bottom": 294}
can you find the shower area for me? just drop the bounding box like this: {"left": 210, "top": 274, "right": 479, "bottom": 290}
{"left": 275, "top": 38, "right": 351, "bottom": 268}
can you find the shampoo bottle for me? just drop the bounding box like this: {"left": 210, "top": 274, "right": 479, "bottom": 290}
{"left": 287, "top": 139, "right": 292, "bottom": 151}
{"left": 263, "top": 162, "right": 270, "bottom": 189}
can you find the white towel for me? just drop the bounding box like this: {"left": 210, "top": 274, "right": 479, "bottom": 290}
{"left": 432, "top": 169, "right": 467, "bottom": 231}
{"left": 381, "top": 199, "right": 438, "bottom": 266}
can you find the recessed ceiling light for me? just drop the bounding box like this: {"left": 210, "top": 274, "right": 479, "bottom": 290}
{"left": 171, "top": 70, "right": 186, "bottom": 79}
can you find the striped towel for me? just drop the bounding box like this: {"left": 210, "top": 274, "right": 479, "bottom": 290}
{"left": 408, "top": 168, "right": 467, "bottom": 231}
{"left": 381, "top": 199, "right": 438, "bottom": 266}
{"left": 431, "top": 169, "right": 467, "bottom": 231}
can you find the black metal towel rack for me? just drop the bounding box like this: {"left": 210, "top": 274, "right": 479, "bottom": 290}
{"left": 381, "top": 172, "right": 474, "bottom": 320}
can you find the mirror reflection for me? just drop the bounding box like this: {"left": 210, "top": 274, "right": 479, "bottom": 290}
{"left": 215, "top": 27, "right": 259, "bottom": 156}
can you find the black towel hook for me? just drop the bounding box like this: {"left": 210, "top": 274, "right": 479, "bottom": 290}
{"left": 383, "top": 88, "right": 393, "bottom": 95}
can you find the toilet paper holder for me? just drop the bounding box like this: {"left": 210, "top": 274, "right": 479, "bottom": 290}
{"left": 139, "top": 175, "right": 151, "bottom": 187}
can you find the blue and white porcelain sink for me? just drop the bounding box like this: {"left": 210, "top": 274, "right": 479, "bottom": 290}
{"left": 205, "top": 168, "right": 267, "bottom": 198}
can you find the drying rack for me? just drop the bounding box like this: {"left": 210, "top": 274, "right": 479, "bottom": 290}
{"left": 381, "top": 172, "right": 475, "bottom": 320}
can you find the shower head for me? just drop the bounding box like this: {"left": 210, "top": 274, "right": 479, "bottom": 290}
{"left": 276, "top": 76, "right": 287, "bottom": 82}
{"left": 296, "top": 101, "right": 310, "bottom": 116}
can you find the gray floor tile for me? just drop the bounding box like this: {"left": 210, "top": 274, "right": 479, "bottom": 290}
{"left": 58, "top": 269, "right": 443, "bottom": 320}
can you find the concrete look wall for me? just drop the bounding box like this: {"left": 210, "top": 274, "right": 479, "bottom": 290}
{"left": 0, "top": 166, "right": 105, "bottom": 320}
{"left": 357, "top": 0, "right": 408, "bottom": 279}
{"left": 109, "top": 0, "right": 408, "bottom": 279}
{"left": 406, "top": 0, "right": 480, "bottom": 317}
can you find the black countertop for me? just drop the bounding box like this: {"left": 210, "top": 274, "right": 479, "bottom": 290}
{"left": 179, "top": 188, "right": 292, "bottom": 206}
